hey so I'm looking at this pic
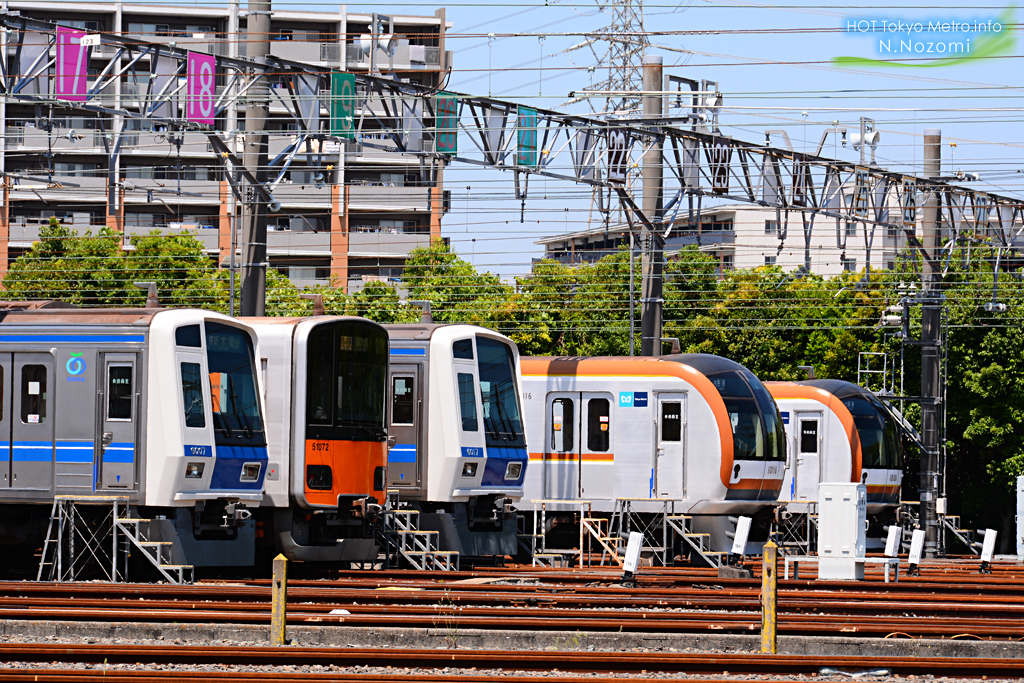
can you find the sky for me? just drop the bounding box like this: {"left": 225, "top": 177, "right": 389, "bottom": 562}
{"left": 303, "top": 0, "right": 1023, "bottom": 277}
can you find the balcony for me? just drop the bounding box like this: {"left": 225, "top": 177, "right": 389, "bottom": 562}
{"left": 345, "top": 43, "right": 441, "bottom": 70}
{"left": 348, "top": 231, "right": 430, "bottom": 258}
{"left": 347, "top": 185, "right": 431, "bottom": 212}
{"left": 121, "top": 179, "right": 222, "bottom": 207}
{"left": 273, "top": 184, "right": 333, "bottom": 209}
{"left": 267, "top": 230, "right": 331, "bottom": 256}
{"left": 8, "top": 176, "right": 108, "bottom": 204}
{"left": 6, "top": 128, "right": 107, "bottom": 153}
{"left": 125, "top": 223, "right": 220, "bottom": 251}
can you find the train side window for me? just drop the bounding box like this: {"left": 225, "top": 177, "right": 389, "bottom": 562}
{"left": 0, "top": 366, "right": 5, "bottom": 416}
{"left": 180, "top": 362, "right": 206, "bottom": 428}
{"left": 392, "top": 376, "right": 415, "bottom": 425}
{"left": 20, "top": 365, "right": 46, "bottom": 424}
{"left": 800, "top": 420, "right": 818, "bottom": 454}
{"left": 550, "top": 398, "right": 574, "bottom": 452}
{"left": 452, "top": 339, "right": 474, "bottom": 360}
{"left": 175, "top": 324, "right": 202, "bottom": 348}
{"left": 587, "top": 398, "right": 610, "bottom": 452}
{"left": 456, "top": 373, "right": 478, "bottom": 431}
{"left": 661, "top": 402, "right": 682, "bottom": 442}
{"left": 107, "top": 365, "right": 133, "bottom": 420}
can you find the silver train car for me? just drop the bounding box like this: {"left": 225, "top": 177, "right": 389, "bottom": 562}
{"left": 248, "top": 316, "right": 389, "bottom": 564}
{"left": 0, "top": 304, "right": 267, "bottom": 571}
{"left": 384, "top": 323, "right": 528, "bottom": 556}
{"left": 520, "top": 354, "right": 787, "bottom": 556}
{"left": 768, "top": 379, "right": 903, "bottom": 547}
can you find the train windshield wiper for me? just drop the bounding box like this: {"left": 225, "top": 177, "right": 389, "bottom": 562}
{"left": 228, "top": 375, "right": 255, "bottom": 439}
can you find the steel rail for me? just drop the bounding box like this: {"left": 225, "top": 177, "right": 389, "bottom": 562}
{"left": 1, "top": 643, "right": 1024, "bottom": 677}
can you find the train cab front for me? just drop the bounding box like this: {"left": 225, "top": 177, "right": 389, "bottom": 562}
{"left": 669, "top": 354, "right": 787, "bottom": 554}
{"left": 290, "top": 320, "right": 389, "bottom": 559}
{"left": 149, "top": 315, "right": 269, "bottom": 567}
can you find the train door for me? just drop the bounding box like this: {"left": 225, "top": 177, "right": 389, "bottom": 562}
{"left": 388, "top": 364, "right": 422, "bottom": 488}
{"left": 544, "top": 393, "right": 578, "bottom": 499}
{"left": 794, "top": 412, "right": 822, "bottom": 500}
{"left": 97, "top": 354, "right": 138, "bottom": 490}
{"left": 0, "top": 354, "right": 9, "bottom": 487}
{"left": 655, "top": 393, "right": 686, "bottom": 499}
{"left": 579, "top": 393, "right": 614, "bottom": 499}
{"left": 10, "top": 353, "right": 53, "bottom": 490}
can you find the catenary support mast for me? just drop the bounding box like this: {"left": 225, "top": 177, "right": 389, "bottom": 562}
{"left": 240, "top": 0, "right": 272, "bottom": 316}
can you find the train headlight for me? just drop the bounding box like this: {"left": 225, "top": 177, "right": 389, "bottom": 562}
{"left": 504, "top": 462, "right": 523, "bottom": 481}
{"left": 306, "top": 465, "right": 333, "bottom": 490}
{"left": 461, "top": 462, "right": 478, "bottom": 478}
{"left": 185, "top": 462, "right": 205, "bottom": 479}
{"left": 240, "top": 463, "right": 262, "bottom": 482}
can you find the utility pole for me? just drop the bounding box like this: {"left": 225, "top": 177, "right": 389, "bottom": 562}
{"left": 920, "top": 129, "right": 942, "bottom": 558}
{"left": 240, "top": 0, "right": 271, "bottom": 316}
{"left": 639, "top": 55, "right": 663, "bottom": 357}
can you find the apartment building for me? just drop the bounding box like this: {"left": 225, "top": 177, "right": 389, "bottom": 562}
{"left": 537, "top": 204, "right": 923, "bottom": 277}
{"left": 0, "top": 2, "right": 452, "bottom": 290}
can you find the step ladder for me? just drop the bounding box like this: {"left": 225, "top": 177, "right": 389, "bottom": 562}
{"left": 940, "top": 514, "right": 979, "bottom": 555}
{"left": 606, "top": 498, "right": 675, "bottom": 567}
{"left": 666, "top": 515, "right": 726, "bottom": 568}
{"left": 524, "top": 500, "right": 588, "bottom": 568}
{"left": 382, "top": 509, "right": 459, "bottom": 571}
{"left": 37, "top": 496, "right": 193, "bottom": 584}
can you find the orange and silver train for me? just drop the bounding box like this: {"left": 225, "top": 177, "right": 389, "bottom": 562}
{"left": 520, "top": 354, "right": 787, "bottom": 555}
{"left": 247, "top": 316, "right": 389, "bottom": 563}
{"left": 767, "top": 379, "right": 903, "bottom": 546}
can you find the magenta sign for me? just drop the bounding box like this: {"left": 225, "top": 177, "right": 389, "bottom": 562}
{"left": 187, "top": 52, "right": 216, "bottom": 125}
{"left": 55, "top": 26, "right": 88, "bottom": 101}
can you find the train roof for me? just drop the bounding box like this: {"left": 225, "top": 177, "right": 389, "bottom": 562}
{"left": 384, "top": 323, "right": 501, "bottom": 341}
{"left": 241, "top": 315, "right": 384, "bottom": 327}
{"left": 0, "top": 307, "right": 164, "bottom": 325}
{"left": 799, "top": 379, "right": 875, "bottom": 401}
{"left": 521, "top": 353, "right": 756, "bottom": 377}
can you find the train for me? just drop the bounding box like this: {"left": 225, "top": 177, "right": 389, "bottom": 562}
{"left": 384, "top": 321, "right": 528, "bottom": 556}
{"left": 0, "top": 303, "right": 267, "bottom": 571}
{"left": 519, "top": 354, "right": 787, "bottom": 556}
{"left": 767, "top": 379, "right": 903, "bottom": 546}
{"left": 246, "top": 316, "right": 389, "bottom": 564}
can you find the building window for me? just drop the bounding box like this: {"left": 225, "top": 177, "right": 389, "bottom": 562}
{"left": 765, "top": 220, "right": 779, "bottom": 235}
{"left": 842, "top": 257, "right": 857, "bottom": 272}
{"left": 764, "top": 256, "right": 776, "bottom": 266}
{"left": 722, "top": 254, "right": 735, "bottom": 270}
{"left": 885, "top": 261, "right": 894, "bottom": 271}
{"left": 845, "top": 221, "right": 857, "bottom": 237}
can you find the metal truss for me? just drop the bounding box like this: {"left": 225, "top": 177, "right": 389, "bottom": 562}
{"left": 0, "top": 11, "right": 1021, "bottom": 272}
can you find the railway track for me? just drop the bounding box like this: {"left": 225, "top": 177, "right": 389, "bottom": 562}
{"left": 0, "top": 643, "right": 1023, "bottom": 677}
{"left": 1, "top": 563, "right": 1023, "bottom": 640}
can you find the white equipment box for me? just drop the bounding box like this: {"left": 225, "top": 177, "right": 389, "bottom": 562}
{"left": 1017, "top": 476, "right": 1024, "bottom": 559}
{"left": 818, "top": 483, "right": 866, "bottom": 580}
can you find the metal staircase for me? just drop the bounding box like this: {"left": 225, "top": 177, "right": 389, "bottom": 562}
{"left": 607, "top": 498, "right": 675, "bottom": 567}
{"left": 666, "top": 514, "right": 726, "bottom": 568}
{"left": 37, "top": 496, "right": 193, "bottom": 584}
{"left": 940, "top": 514, "right": 980, "bottom": 555}
{"left": 381, "top": 509, "right": 459, "bottom": 570}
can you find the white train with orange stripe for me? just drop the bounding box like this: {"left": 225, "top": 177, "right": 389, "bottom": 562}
{"left": 520, "top": 354, "right": 787, "bottom": 555}
{"left": 767, "top": 380, "right": 903, "bottom": 546}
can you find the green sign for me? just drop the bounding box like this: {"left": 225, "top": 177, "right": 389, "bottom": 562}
{"left": 517, "top": 106, "right": 537, "bottom": 168}
{"left": 330, "top": 72, "right": 355, "bottom": 139}
{"left": 435, "top": 93, "right": 458, "bottom": 155}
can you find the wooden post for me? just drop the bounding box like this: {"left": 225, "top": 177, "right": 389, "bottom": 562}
{"left": 761, "top": 540, "right": 777, "bottom": 654}
{"left": 271, "top": 553, "right": 287, "bottom": 645}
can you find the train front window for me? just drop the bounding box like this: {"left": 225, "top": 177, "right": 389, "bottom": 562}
{"left": 206, "top": 322, "right": 264, "bottom": 445}
{"left": 705, "top": 369, "right": 786, "bottom": 462}
{"left": 844, "top": 395, "right": 901, "bottom": 468}
{"left": 306, "top": 322, "right": 388, "bottom": 442}
{"left": 476, "top": 336, "right": 525, "bottom": 448}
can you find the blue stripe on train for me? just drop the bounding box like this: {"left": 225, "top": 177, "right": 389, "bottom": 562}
{"left": 103, "top": 443, "right": 135, "bottom": 464}
{"left": 480, "top": 447, "right": 528, "bottom": 487}
{"left": 11, "top": 441, "right": 52, "bottom": 462}
{"left": 210, "top": 445, "right": 269, "bottom": 490}
{"left": 388, "top": 444, "right": 417, "bottom": 463}
{"left": 56, "top": 441, "right": 93, "bottom": 463}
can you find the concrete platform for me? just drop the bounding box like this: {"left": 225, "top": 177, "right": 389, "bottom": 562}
{"left": 2, "top": 620, "right": 1023, "bottom": 659}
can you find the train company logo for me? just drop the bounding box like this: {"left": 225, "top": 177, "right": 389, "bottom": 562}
{"left": 66, "top": 354, "right": 86, "bottom": 382}
{"left": 835, "top": 6, "right": 1015, "bottom": 68}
